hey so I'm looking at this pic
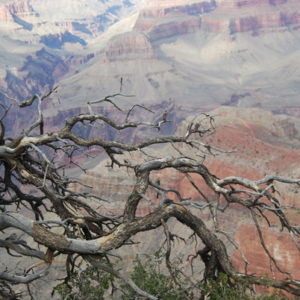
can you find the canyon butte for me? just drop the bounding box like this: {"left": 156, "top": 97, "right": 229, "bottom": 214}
{"left": 1, "top": 0, "right": 300, "bottom": 298}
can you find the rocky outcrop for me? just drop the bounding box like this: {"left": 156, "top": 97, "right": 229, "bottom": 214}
{"left": 133, "top": 0, "right": 300, "bottom": 41}
{"left": 0, "top": 0, "right": 35, "bottom": 24}
{"left": 204, "top": 0, "right": 300, "bottom": 34}
{"left": 148, "top": 17, "right": 201, "bottom": 41}
{"left": 7, "top": 0, "right": 34, "bottom": 17}
{"left": 105, "top": 32, "right": 156, "bottom": 61}
{"left": 134, "top": 0, "right": 216, "bottom": 40}
{"left": 0, "top": 5, "right": 14, "bottom": 23}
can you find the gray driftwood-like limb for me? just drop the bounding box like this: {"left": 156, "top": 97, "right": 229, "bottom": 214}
{"left": 0, "top": 239, "right": 46, "bottom": 260}
{"left": 0, "top": 265, "right": 50, "bottom": 284}
{"left": 161, "top": 219, "right": 181, "bottom": 287}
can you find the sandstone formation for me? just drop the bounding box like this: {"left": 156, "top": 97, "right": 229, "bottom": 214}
{"left": 134, "top": 0, "right": 300, "bottom": 39}
{"left": 0, "top": 0, "right": 35, "bottom": 24}
{"left": 204, "top": 0, "right": 300, "bottom": 34}
{"left": 134, "top": 1, "right": 215, "bottom": 34}
{"left": 105, "top": 32, "right": 156, "bottom": 61}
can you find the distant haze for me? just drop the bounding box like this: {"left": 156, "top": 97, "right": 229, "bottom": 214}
{"left": 0, "top": 0, "right": 300, "bottom": 119}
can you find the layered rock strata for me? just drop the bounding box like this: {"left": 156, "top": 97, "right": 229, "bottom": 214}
{"left": 133, "top": 0, "right": 300, "bottom": 39}
{"left": 105, "top": 32, "right": 156, "bottom": 61}
{"left": 0, "top": 1, "right": 35, "bottom": 24}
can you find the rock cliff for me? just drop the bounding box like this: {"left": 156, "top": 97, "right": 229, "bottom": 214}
{"left": 0, "top": 0, "right": 35, "bottom": 24}
{"left": 46, "top": 0, "right": 300, "bottom": 114}
{"left": 5, "top": 48, "right": 68, "bottom": 99}
{"left": 105, "top": 32, "right": 156, "bottom": 61}
{"left": 134, "top": 0, "right": 300, "bottom": 39}
{"left": 204, "top": 0, "right": 300, "bottom": 34}
{"left": 134, "top": 0, "right": 215, "bottom": 33}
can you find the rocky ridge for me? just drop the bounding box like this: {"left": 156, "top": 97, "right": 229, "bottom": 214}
{"left": 133, "top": 0, "right": 300, "bottom": 40}
{"left": 204, "top": 0, "right": 300, "bottom": 34}
{"left": 105, "top": 31, "right": 156, "bottom": 61}
{"left": 0, "top": 0, "right": 35, "bottom": 24}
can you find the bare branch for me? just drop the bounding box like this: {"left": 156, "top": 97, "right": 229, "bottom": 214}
{"left": 0, "top": 265, "right": 50, "bottom": 284}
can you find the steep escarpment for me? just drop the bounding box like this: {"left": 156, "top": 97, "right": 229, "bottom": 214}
{"left": 133, "top": 0, "right": 300, "bottom": 41}
{"left": 134, "top": 0, "right": 216, "bottom": 39}
{"left": 105, "top": 32, "right": 155, "bottom": 61}
{"left": 203, "top": 0, "right": 300, "bottom": 34}
{"left": 133, "top": 0, "right": 214, "bottom": 41}
{"left": 0, "top": 0, "right": 36, "bottom": 24}
{"left": 2, "top": 0, "right": 300, "bottom": 113}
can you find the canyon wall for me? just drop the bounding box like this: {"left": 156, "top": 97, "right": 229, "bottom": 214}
{"left": 2, "top": 0, "right": 300, "bottom": 110}
{"left": 134, "top": 0, "right": 300, "bottom": 39}
{"left": 203, "top": 0, "right": 300, "bottom": 34}
{"left": 0, "top": 1, "right": 35, "bottom": 24}
{"left": 105, "top": 32, "right": 156, "bottom": 61}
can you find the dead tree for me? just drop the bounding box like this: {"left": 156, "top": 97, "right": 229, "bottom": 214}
{"left": 0, "top": 90, "right": 299, "bottom": 299}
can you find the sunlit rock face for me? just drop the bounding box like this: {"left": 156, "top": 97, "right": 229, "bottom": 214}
{"left": 134, "top": 0, "right": 300, "bottom": 37}
{"left": 105, "top": 32, "right": 156, "bottom": 61}
{"left": 0, "top": 1, "right": 35, "bottom": 24}
{"left": 204, "top": 0, "right": 300, "bottom": 34}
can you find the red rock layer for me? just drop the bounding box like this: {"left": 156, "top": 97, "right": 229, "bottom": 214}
{"left": 134, "top": 0, "right": 300, "bottom": 39}
{"left": 105, "top": 32, "right": 156, "bottom": 61}
{"left": 0, "top": 0, "right": 35, "bottom": 23}
{"left": 204, "top": 0, "right": 300, "bottom": 33}
{"left": 135, "top": 1, "right": 215, "bottom": 32}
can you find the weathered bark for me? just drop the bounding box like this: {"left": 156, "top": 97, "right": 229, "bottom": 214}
{"left": 0, "top": 91, "right": 299, "bottom": 298}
